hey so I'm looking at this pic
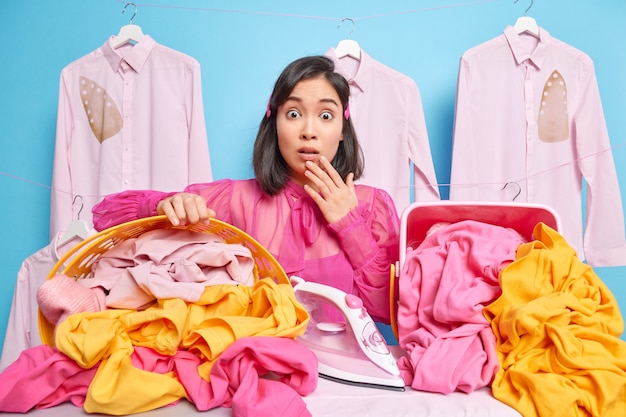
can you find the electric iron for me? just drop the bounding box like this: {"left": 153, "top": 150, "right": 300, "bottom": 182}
{"left": 290, "top": 276, "right": 405, "bottom": 391}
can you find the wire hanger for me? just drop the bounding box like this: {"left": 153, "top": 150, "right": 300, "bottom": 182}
{"left": 58, "top": 195, "right": 92, "bottom": 247}
{"left": 517, "top": 0, "right": 535, "bottom": 15}
{"left": 111, "top": 2, "right": 145, "bottom": 49}
{"left": 501, "top": 182, "right": 522, "bottom": 202}
{"left": 335, "top": 18, "right": 361, "bottom": 60}
{"left": 513, "top": 0, "right": 540, "bottom": 38}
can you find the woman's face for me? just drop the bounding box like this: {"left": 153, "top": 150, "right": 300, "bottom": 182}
{"left": 276, "top": 76, "right": 344, "bottom": 186}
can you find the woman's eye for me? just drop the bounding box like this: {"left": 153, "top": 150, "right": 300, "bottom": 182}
{"left": 287, "top": 110, "right": 300, "bottom": 118}
{"left": 320, "top": 111, "right": 333, "bottom": 120}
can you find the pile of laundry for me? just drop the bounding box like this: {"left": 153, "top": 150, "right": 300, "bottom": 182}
{"left": 0, "top": 228, "right": 316, "bottom": 417}
{"left": 396, "top": 220, "right": 626, "bottom": 417}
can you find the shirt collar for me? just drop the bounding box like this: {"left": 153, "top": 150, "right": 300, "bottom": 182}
{"left": 503, "top": 25, "right": 549, "bottom": 69}
{"left": 284, "top": 179, "right": 308, "bottom": 198}
{"left": 102, "top": 35, "right": 156, "bottom": 74}
{"left": 325, "top": 47, "right": 374, "bottom": 93}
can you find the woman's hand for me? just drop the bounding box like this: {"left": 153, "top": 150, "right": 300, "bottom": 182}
{"left": 303, "top": 156, "right": 358, "bottom": 224}
{"left": 156, "top": 192, "right": 215, "bottom": 226}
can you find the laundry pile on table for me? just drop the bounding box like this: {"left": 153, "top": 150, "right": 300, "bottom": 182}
{"left": 0, "top": 228, "right": 315, "bottom": 417}
{"left": 397, "top": 221, "right": 626, "bottom": 417}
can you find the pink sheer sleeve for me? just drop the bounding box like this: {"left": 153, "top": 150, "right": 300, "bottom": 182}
{"left": 92, "top": 189, "right": 174, "bottom": 231}
{"left": 92, "top": 180, "right": 236, "bottom": 232}
{"left": 183, "top": 180, "right": 235, "bottom": 224}
{"left": 328, "top": 187, "right": 400, "bottom": 323}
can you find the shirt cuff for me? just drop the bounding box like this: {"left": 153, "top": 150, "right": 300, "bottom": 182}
{"left": 328, "top": 206, "right": 377, "bottom": 269}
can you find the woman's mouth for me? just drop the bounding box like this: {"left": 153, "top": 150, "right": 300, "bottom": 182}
{"left": 298, "top": 148, "right": 319, "bottom": 161}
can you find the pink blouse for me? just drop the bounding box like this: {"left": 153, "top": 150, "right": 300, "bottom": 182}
{"left": 92, "top": 179, "right": 400, "bottom": 323}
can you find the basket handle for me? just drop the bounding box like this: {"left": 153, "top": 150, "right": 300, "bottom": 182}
{"left": 389, "top": 262, "right": 399, "bottom": 340}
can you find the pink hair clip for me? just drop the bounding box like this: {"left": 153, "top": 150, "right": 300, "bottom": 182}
{"left": 344, "top": 104, "right": 350, "bottom": 120}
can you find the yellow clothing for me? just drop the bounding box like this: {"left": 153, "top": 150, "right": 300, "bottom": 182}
{"left": 484, "top": 223, "right": 626, "bottom": 417}
{"left": 54, "top": 278, "right": 309, "bottom": 415}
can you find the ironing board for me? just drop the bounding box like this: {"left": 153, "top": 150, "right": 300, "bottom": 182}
{"left": 0, "top": 375, "right": 522, "bottom": 417}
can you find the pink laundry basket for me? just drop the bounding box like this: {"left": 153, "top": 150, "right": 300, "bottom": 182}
{"left": 388, "top": 201, "right": 562, "bottom": 339}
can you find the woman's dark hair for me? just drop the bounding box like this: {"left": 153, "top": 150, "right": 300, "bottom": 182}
{"left": 253, "top": 55, "right": 364, "bottom": 195}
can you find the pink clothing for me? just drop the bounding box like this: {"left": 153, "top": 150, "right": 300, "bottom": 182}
{"left": 0, "top": 338, "right": 317, "bottom": 416}
{"left": 325, "top": 49, "right": 440, "bottom": 212}
{"left": 50, "top": 35, "right": 213, "bottom": 239}
{"left": 84, "top": 228, "right": 256, "bottom": 309}
{"left": 0, "top": 247, "right": 52, "bottom": 373}
{"left": 173, "top": 337, "right": 317, "bottom": 416}
{"left": 92, "top": 179, "right": 400, "bottom": 323}
{"left": 38, "top": 275, "right": 107, "bottom": 327}
{"left": 396, "top": 220, "right": 525, "bottom": 394}
{"left": 0, "top": 232, "right": 82, "bottom": 372}
{"left": 450, "top": 26, "right": 626, "bottom": 266}
{"left": 0, "top": 345, "right": 96, "bottom": 412}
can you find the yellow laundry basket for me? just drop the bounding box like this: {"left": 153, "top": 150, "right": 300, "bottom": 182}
{"left": 39, "top": 215, "right": 290, "bottom": 346}
{"left": 389, "top": 201, "right": 562, "bottom": 339}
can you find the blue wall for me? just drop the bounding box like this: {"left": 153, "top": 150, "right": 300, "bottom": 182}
{"left": 0, "top": 0, "right": 624, "bottom": 350}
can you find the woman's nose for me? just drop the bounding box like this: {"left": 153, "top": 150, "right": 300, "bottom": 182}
{"left": 300, "top": 117, "right": 317, "bottom": 140}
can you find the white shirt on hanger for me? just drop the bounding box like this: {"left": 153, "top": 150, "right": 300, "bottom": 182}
{"left": 50, "top": 35, "right": 213, "bottom": 239}
{"left": 325, "top": 48, "right": 440, "bottom": 213}
{"left": 0, "top": 233, "right": 79, "bottom": 372}
{"left": 450, "top": 26, "right": 626, "bottom": 266}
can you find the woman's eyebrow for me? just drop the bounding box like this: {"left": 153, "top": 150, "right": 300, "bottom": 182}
{"left": 319, "top": 98, "right": 340, "bottom": 107}
{"left": 285, "top": 96, "right": 303, "bottom": 103}
{"left": 284, "top": 96, "right": 340, "bottom": 107}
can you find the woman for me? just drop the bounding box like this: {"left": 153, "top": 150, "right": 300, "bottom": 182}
{"left": 92, "top": 55, "right": 400, "bottom": 323}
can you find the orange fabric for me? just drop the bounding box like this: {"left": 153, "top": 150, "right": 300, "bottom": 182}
{"left": 54, "top": 278, "right": 309, "bottom": 415}
{"left": 485, "top": 223, "right": 626, "bottom": 417}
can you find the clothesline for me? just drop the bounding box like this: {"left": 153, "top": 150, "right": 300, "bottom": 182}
{"left": 443, "top": 141, "right": 626, "bottom": 191}
{"left": 2, "top": 140, "right": 624, "bottom": 198}
{"left": 113, "top": 0, "right": 500, "bottom": 22}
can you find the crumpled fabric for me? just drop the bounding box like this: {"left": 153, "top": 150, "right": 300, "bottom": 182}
{"left": 397, "top": 220, "right": 526, "bottom": 393}
{"left": 172, "top": 336, "right": 317, "bottom": 416}
{"left": 0, "top": 344, "right": 96, "bottom": 412}
{"left": 51, "top": 278, "right": 309, "bottom": 415}
{"left": 485, "top": 222, "right": 626, "bottom": 417}
{"left": 0, "top": 338, "right": 317, "bottom": 417}
{"left": 83, "top": 228, "right": 256, "bottom": 309}
{"left": 37, "top": 275, "right": 107, "bottom": 326}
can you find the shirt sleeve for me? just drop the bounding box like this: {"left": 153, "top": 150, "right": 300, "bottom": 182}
{"left": 186, "top": 58, "right": 213, "bottom": 184}
{"left": 50, "top": 68, "right": 74, "bottom": 239}
{"left": 406, "top": 79, "right": 440, "bottom": 202}
{"left": 185, "top": 180, "right": 235, "bottom": 223}
{"left": 91, "top": 189, "right": 173, "bottom": 231}
{"left": 328, "top": 187, "right": 400, "bottom": 323}
{"left": 0, "top": 262, "right": 32, "bottom": 372}
{"left": 91, "top": 180, "right": 235, "bottom": 232}
{"left": 574, "top": 63, "right": 626, "bottom": 265}
{"left": 449, "top": 53, "right": 480, "bottom": 200}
